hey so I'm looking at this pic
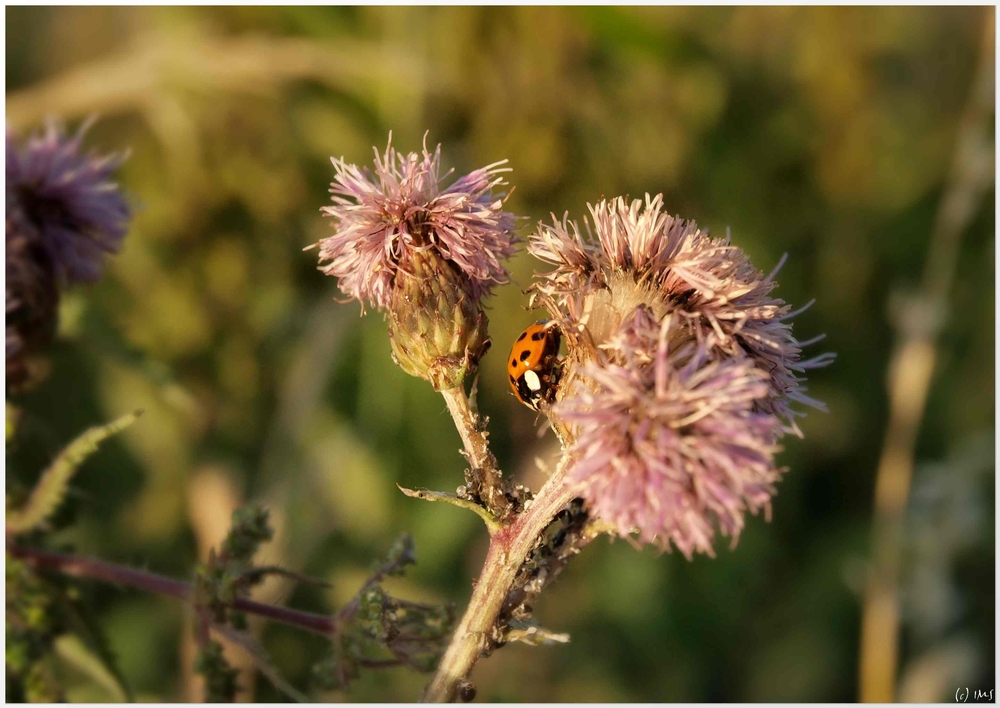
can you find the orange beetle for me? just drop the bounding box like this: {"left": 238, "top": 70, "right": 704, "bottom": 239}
{"left": 507, "top": 320, "right": 562, "bottom": 410}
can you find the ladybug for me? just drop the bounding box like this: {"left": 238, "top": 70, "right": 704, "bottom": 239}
{"left": 507, "top": 320, "right": 562, "bottom": 410}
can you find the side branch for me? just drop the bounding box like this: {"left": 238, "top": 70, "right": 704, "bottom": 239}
{"left": 397, "top": 484, "right": 502, "bottom": 535}
{"left": 6, "top": 544, "right": 335, "bottom": 637}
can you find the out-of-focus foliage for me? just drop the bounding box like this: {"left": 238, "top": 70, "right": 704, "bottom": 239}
{"left": 7, "top": 411, "right": 142, "bottom": 535}
{"left": 6, "top": 6, "right": 993, "bottom": 701}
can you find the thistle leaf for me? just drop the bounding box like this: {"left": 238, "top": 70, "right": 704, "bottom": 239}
{"left": 6, "top": 410, "right": 143, "bottom": 535}
{"left": 194, "top": 640, "right": 238, "bottom": 703}
{"left": 396, "top": 484, "right": 500, "bottom": 535}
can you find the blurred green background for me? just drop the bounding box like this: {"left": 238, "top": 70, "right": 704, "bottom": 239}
{"left": 6, "top": 6, "right": 995, "bottom": 702}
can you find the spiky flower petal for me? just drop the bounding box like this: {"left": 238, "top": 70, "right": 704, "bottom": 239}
{"left": 530, "top": 194, "right": 829, "bottom": 430}
{"left": 314, "top": 135, "right": 518, "bottom": 389}
{"left": 556, "top": 313, "right": 784, "bottom": 558}
{"left": 315, "top": 135, "right": 517, "bottom": 311}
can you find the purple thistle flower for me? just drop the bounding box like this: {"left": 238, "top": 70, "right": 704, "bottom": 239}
{"left": 314, "top": 134, "right": 517, "bottom": 312}
{"left": 6, "top": 121, "right": 131, "bottom": 393}
{"left": 556, "top": 312, "right": 785, "bottom": 558}
{"left": 6, "top": 121, "right": 131, "bottom": 285}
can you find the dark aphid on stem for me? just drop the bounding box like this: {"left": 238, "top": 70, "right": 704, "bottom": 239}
{"left": 457, "top": 681, "right": 477, "bottom": 702}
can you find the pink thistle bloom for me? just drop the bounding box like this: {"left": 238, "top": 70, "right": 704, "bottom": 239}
{"left": 314, "top": 134, "right": 517, "bottom": 311}
{"left": 530, "top": 194, "right": 832, "bottom": 431}
{"left": 530, "top": 195, "right": 833, "bottom": 555}
{"left": 556, "top": 312, "right": 785, "bottom": 558}
{"left": 6, "top": 121, "right": 131, "bottom": 284}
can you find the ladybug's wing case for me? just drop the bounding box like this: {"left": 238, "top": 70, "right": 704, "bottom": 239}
{"left": 513, "top": 374, "right": 540, "bottom": 409}
{"left": 507, "top": 321, "right": 563, "bottom": 409}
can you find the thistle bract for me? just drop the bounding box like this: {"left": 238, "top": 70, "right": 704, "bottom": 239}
{"left": 387, "top": 249, "right": 490, "bottom": 391}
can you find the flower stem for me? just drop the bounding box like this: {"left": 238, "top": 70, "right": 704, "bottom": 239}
{"left": 440, "top": 386, "right": 508, "bottom": 519}
{"left": 422, "top": 468, "right": 575, "bottom": 703}
{"left": 6, "top": 543, "right": 336, "bottom": 637}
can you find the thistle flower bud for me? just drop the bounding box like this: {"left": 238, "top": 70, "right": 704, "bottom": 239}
{"left": 386, "top": 249, "right": 490, "bottom": 390}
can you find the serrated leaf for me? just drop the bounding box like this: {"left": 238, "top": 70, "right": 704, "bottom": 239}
{"left": 6, "top": 410, "right": 143, "bottom": 535}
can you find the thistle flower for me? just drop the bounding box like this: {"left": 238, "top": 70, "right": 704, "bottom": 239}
{"left": 530, "top": 195, "right": 832, "bottom": 556}
{"left": 556, "top": 312, "right": 784, "bottom": 558}
{"left": 6, "top": 123, "right": 131, "bottom": 394}
{"left": 313, "top": 135, "right": 517, "bottom": 389}
{"left": 315, "top": 135, "right": 517, "bottom": 311}
{"left": 6, "top": 123, "right": 131, "bottom": 285}
{"left": 529, "top": 194, "right": 831, "bottom": 430}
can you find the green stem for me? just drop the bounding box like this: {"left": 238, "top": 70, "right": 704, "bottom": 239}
{"left": 421, "top": 468, "right": 575, "bottom": 703}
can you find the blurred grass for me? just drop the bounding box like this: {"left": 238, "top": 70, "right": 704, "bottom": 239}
{"left": 6, "top": 6, "right": 994, "bottom": 702}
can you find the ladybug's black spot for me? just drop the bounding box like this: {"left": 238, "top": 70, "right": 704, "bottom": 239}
{"left": 516, "top": 331, "right": 527, "bottom": 341}
{"left": 519, "top": 349, "right": 532, "bottom": 362}
{"left": 531, "top": 331, "right": 545, "bottom": 341}
{"left": 511, "top": 359, "right": 518, "bottom": 367}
